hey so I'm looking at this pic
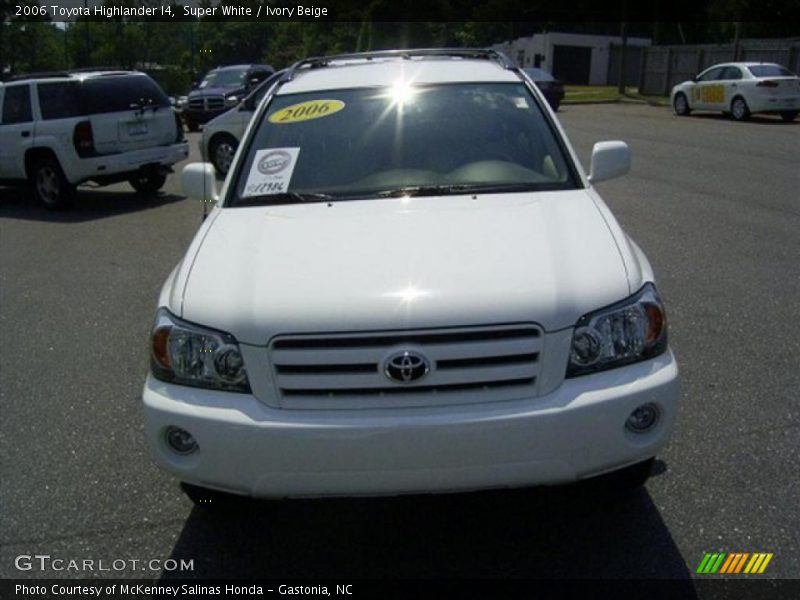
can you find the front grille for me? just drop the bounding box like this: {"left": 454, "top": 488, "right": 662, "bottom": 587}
{"left": 269, "top": 324, "right": 543, "bottom": 409}
{"left": 187, "top": 96, "right": 225, "bottom": 111}
{"left": 205, "top": 96, "right": 225, "bottom": 110}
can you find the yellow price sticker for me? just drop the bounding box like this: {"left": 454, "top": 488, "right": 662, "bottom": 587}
{"left": 268, "top": 99, "right": 345, "bottom": 124}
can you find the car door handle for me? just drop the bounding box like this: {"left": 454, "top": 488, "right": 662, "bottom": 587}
{"left": 21, "top": 131, "right": 31, "bottom": 138}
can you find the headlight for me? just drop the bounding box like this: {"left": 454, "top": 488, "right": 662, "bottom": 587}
{"left": 150, "top": 308, "right": 251, "bottom": 393}
{"left": 224, "top": 95, "right": 239, "bottom": 107}
{"left": 566, "top": 283, "right": 667, "bottom": 377}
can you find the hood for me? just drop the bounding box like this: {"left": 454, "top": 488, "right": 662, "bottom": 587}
{"left": 189, "top": 85, "right": 243, "bottom": 98}
{"left": 179, "top": 191, "right": 631, "bottom": 344}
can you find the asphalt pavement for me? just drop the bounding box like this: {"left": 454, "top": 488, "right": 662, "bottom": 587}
{"left": 1, "top": 104, "right": 798, "bottom": 583}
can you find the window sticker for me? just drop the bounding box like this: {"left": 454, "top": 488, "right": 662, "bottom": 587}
{"left": 513, "top": 97, "right": 529, "bottom": 109}
{"left": 268, "top": 99, "right": 345, "bottom": 124}
{"left": 242, "top": 147, "right": 300, "bottom": 197}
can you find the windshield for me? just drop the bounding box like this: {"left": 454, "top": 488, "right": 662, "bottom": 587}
{"left": 747, "top": 65, "right": 796, "bottom": 78}
{"left": 199, "top": 68, "right": 247, "bottom": 89}
{"left": 230, "top": 82, "right": 577, "bottom": 205}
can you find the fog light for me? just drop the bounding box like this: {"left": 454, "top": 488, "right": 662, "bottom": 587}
{"left": 165, "top": 426, "right": 198, "bottom": 454}
{"left": 626, "top": 403, "right": 659, "bottom": 433}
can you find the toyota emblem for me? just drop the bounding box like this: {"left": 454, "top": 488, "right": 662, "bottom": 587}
{"left": 383, "top": 351, "right": 430, "bottom": 384}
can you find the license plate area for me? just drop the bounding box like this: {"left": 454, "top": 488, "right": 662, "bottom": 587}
{"left": 127, "top": 121, "right": 148, "bottom": 136}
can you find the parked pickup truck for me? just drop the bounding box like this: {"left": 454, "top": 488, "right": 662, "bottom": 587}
{"left": 182, "top": 64, "right": 274, "bottom": 131}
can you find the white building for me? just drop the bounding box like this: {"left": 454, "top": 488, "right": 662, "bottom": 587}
{"left": 491, "top": 32, "right": 652, "bottom": 85}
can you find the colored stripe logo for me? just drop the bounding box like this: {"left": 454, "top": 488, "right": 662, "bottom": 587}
{"left": 697, "top": 553, "right": 773, "bottom": 574}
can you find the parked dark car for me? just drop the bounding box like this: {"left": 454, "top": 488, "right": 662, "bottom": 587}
{"left": 183, "top": 64, "right": 274, "bottom": 131}
{"left": 524, "top": 68, "right": 565, "bottom": 111}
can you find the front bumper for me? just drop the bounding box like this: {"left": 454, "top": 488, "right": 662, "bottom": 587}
{"left": 71, "top": 142, "right": 189, "bottom": 185}
{"left": 183, "top": 108, "right": 229, "bottom": 125}
{"left": 143, "top": 350, "right": 679, "bottom": 498}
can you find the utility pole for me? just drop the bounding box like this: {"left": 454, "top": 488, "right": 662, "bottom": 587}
{"left": 733, "top": 22, "right": 741, "bottom": 61}
{"left": 83, "top": 0, "right": 90, "bottom": 67}
{"left": 617, "top": 1, "right": 628, "bottom": 95}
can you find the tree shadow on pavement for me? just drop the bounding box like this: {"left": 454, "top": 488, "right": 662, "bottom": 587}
{"left": 0, "top": 186, "right": 185, "bottom": 223}
{"left": 160, "top": 468, "right": 696, "bottom": 589}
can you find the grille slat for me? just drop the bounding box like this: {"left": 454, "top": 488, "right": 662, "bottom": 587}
{"left": 276, "top": 361, "right": 540, "bottom": 391}
{"left": 270, "top": 324, "right": 543, "bottom": 409}
{"left": 271, "top": 337, "right": 540, "bottom": 366}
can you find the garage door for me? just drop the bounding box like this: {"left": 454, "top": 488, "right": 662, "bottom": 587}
{"left": 552, "top": 45, "right": 592, "bottom": 84}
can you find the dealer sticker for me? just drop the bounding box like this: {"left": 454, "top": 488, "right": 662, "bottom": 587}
{"left": 268, "top": 99, "right": 345, "bottom": 124}
{"left": 242, "top": 147, "right": 300, "bottom": 197}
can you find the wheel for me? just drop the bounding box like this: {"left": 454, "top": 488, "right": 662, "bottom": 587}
{"left": 780, "top": 111, "right": 797, "bottom": 122}
{"left": 550, "top": 101, "right": 560, "bottom": 112}
{"left": 30, "top": 157, "right": 75, "bottom": 210}
{"left": 730, "top": 96, "right": 750, "bottom": 121}
{"left": 186, "top": 120, "right": 200, "bottom": 133}
{"left": 128, "top": 169, "right": 167, "bottom": 195}
{"left": 209, "top": 134, "right": 238, "bottom": 177}
{"left": 181, "top": 482, "right": 248, "bottom": 509}
{"left": 673, "top": 93, "right": 691, "bottom": 116}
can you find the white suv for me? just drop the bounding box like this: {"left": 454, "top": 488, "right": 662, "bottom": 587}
{"left": 144, "top": 49, "right": 679, "bottom": 504}
{"left": 0, "top": 70, "right": 189, "bottom": 208}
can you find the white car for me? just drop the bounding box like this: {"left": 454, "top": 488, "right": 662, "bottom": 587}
{"left": 0, "top": 70, "right": 188, "bottom": 208}
{"left": 201, "top": 71, "right": 284, "bottom": 176}
{"left": 144, "top": 49, "right": 679, "bottom": 505}
{"left": 671, "top": 62, "right": 800, "bottom": 122}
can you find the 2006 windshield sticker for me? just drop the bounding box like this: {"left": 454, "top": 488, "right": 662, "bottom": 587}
{"left": 242, "top": 147, "right": 300, "bottom": 197}
{"left": 268, "top": 99, "right": 345, "bottom": 124}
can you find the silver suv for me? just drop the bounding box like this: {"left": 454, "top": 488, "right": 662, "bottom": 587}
{"left": 0, "top": 70, "right": 189, "bottom": 209}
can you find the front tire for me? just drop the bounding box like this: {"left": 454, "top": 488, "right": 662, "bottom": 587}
{"left": 30, "top": 157, "right": 75, "bottom": 210}
{"left": 780, "top": 111, "right": 797, "bottom": 122}
{"left": 730, "top": 96, "right": 750, "bottom": 121}
{"left": 209, "top": 134, "right": 238, "bottom": 177}
{"left": 129, "top": 170, "right": 167, "bottom": 195}
{"left": 673, "top": 93, "right": 691, "bottom": 116}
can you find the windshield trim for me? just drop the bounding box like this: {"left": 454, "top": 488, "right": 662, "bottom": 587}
{"left": 223, "top": 79, "right": 584, "bottom": 208}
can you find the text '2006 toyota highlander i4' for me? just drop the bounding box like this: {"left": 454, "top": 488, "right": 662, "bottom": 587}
{"left": 143, "top": 49, "right": 680, "bottom": 505}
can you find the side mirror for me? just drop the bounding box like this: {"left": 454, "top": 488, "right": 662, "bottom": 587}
{"left": 588, "top": 141, "right": 630, "bottom": 183}
{"left": 182, "top": 163, "right": 218, "bottom": 204}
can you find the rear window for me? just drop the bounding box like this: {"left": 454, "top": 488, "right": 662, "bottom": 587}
{"left": 80, "top": 75, "right": 170, "bottom": 114}
{"left": 748, "top": 65, "right": 796, "bottom": 78}
{"left": 231, "top": 82, "right": 578, "bottom": 205}
{"left": 38, "top": 82, "right": 84, "bottom": 120}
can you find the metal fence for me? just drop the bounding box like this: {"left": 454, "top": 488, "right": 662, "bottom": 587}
{"left": 639, "top": 39, "right": 800, "bottom": 96}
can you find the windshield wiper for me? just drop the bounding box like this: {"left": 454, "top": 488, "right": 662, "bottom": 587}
{"left": 375, "top": 183, "right": 543, "bottom": 198}
{"left": 236, "top": 192, "right": 336, "bottom": 206}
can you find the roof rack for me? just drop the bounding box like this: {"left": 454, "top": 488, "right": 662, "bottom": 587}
{"left": 6, "top": 71, "right": 71, "bottom": 82}
{"left": 282, "top": 48, "right": 517, "bottom": 82}
{"left": 68, "top": 67, "right": 133, "bottom": 74}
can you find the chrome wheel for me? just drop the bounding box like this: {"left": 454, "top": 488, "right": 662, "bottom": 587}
{"left": 36, "top": 166, "right": 61, "bottom": 206}
{"left": 674, "top": 94, "right": 689, "bottom": 116}
{"left": 213, "top": 140, "right": 236, "bottom": 175}
{"left": 731, "top": 97, "right": 749, "bottom": 121}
